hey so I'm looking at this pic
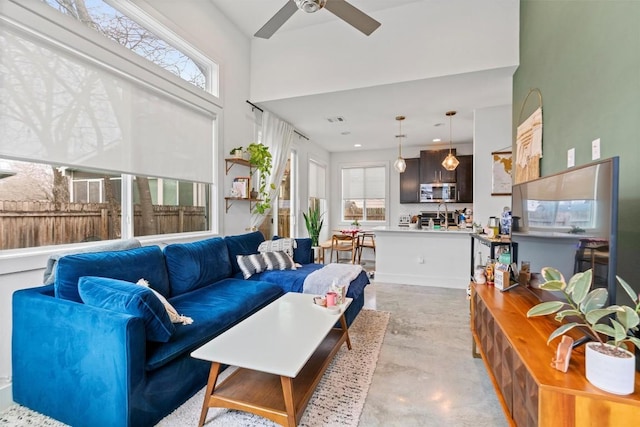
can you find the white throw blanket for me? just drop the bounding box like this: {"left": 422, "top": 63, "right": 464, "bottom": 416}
{"left": 303, "top": 263, "right": 363, "bottom": 295}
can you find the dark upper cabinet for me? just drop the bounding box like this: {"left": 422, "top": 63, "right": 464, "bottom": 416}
{"left": 399, "top": 158, "right": 420, "bottom": 204}
{"left": 456, "top": 155, "right": 473, "bottom": 203}
{"left": 419, "top": 149, "right": 457, "bottom": 184}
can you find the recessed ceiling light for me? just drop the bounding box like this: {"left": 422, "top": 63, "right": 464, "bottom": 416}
{"left": 433, "top": 138, "right": 441, "bottom": 142}
{"left": 354, "top": 144, "right": 362, "bottom": 148}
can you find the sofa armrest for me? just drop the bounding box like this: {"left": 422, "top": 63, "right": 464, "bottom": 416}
{"left": 12, "top": 285, "right": 146, "bottom": 427}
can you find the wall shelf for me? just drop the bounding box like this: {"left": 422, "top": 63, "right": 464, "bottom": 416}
{"left": 224, "top": 158, "right": 257, "bottom": 213}
{"left": 224, "top": 197, "right": 261, "bottom": 213}
{"left": 225, "top": 157, "right": 253, "bottom": 174}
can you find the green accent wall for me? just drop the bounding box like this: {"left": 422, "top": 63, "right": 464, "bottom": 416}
{"left": 514, "top": 1, "right": 640, "bottom": 290}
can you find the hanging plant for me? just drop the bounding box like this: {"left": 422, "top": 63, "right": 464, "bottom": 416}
{"left": 246, "top": 142, "right": 275, "bottom": 214}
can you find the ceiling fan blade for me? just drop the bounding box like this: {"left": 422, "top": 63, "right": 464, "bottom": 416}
{"left": 254, "top": 0, "right": 299, "bottom": 39}
{"left": 324, "top": 0, "right": 381, "bottom": 36}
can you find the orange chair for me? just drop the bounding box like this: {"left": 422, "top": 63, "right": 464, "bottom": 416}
{"left": 329, "top": 234, "right": 358, "bottom": 264}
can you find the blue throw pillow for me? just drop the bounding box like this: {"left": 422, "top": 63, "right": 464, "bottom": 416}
{"left": 273, "top": 236, "right": 313, "bottom": 264}
{"left": 78, "top": 276, "right": 175, "bottom": 342}
{"left": 224, "top": 231, "right": 266, "bottom": 274}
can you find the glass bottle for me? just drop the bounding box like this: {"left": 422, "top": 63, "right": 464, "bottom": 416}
{"left": 485, "top": 258, "right": 495, "bottom": 285}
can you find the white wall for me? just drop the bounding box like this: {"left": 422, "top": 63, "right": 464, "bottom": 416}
{"left": 473, "top": 104, "right": 513, "bottom": 263}
{"left": 250, "top": 0, "right": 519, "bottom": 101}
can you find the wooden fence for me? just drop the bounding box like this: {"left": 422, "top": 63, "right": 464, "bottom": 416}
{"left": 0, "top": 201, "right": 206, "bottom": 250}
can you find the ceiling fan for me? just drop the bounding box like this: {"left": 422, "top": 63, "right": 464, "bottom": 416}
{"left": 255, "top": 0, "right": 381, "bottom": 39}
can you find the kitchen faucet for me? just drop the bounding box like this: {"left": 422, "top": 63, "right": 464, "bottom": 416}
{"left": 437, "top": 202, "right": 449, "bottom": 230}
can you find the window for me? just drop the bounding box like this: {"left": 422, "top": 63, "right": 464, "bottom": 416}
{"left": 0, "top": 158, "right": 211, "bottom": 249}
{"left": 0, "top": 0, "right": 218, "bottom": 249}
{"left": 133, "top": 176, "right": 209, "bottom": 238}
{"left": 42, "top": 0, "right": 212, "bottom": 93}
{"left": 341, "top": 165, "right": 386, "bottom": 223}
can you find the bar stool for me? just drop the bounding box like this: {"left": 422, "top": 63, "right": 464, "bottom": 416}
{"left": 356, "top": 232, "right": 376, "bottom": 264}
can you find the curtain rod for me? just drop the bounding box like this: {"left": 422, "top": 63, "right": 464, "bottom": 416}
{"left": 246, "top": 100, "right": 310, "bottom": 141}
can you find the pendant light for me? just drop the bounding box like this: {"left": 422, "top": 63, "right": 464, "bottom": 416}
{"left": 393, "top": 115, "right": 407, "bottom": 173}
{"left": 442, "top": 110, "right": 459, "bottom": 171}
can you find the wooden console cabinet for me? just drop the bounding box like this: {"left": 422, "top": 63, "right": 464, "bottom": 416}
{"left": 470, "top": 283, "right": 640, "bottom": 426}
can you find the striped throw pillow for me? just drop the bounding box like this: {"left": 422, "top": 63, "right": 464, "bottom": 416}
{"left": 236, "top": 251, "right": 296, "bottom": 279}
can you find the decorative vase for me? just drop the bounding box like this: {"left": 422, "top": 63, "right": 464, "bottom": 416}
{"left": 585, "top": 342, "right": 635, "bottom": 395}
{"left": 250, "top": 188, "right": 259, "bottom": 199}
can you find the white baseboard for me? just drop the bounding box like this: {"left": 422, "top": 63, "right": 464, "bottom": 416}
{"left": 0, "top": 381, "right": 13, "bottom": 411}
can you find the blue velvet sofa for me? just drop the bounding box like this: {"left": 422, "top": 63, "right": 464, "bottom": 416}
{"left": 12, "top": 231, "right": 369, "bottom": 427}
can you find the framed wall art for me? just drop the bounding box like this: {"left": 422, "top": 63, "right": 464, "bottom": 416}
{"left": 232, "top": 176, "right": 250, "bottom": 199}
{"left": 491, "top": 151, "right": 513, "bottom": 196}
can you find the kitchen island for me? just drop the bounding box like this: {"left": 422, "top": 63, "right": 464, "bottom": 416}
{"left": 373, "top": 226, "right": 471, "bottom": 289}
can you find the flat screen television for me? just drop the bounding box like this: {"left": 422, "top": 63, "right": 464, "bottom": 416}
{"left": 511, "top": 157, "right": 619, "bottom": 304}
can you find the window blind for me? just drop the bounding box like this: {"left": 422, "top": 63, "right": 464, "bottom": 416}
{"left": 0, "top": 3, "right": 216, "bottom": 183}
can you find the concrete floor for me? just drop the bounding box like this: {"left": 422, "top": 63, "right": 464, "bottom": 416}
{"left": 358, "top": 281, "right": 507, "bottom": 427}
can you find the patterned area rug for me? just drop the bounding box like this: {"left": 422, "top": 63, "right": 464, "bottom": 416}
{"left": 0, "top": 309, "right": 389, "bottom": 427}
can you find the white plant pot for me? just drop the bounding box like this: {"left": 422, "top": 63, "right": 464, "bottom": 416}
{"left": 585, "top": 342, "right": 635, "bottom": 395}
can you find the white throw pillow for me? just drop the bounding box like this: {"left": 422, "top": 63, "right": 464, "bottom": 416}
{"left": 136, "top": 279, "right": 193, "bottom": 325}
{"left": 258, "top": 238, "right": 297, "bottom": 258}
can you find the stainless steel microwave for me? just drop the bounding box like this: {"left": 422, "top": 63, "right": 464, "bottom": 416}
{"left": 420, "top": 183, "right": 456, "bottom": 202}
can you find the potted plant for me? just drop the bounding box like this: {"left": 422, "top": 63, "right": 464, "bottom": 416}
{"left": 527, "top": 267, "right": 640, "bottom": 395}
{"left": 229, "top": 146, "right": 244, "bottom": 158}
{"left": 245, "top": 142, "right": 275, "bottom": 215}
{"left": 303, "top": 204, "right": 324, "bottom": 247}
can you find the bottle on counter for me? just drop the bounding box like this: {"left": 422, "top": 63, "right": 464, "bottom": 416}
{"left": 428, "top": 218, "right": 434, "bottom": 230}
{"left": 485, "top": 258, "right": 495, "bottom": 286}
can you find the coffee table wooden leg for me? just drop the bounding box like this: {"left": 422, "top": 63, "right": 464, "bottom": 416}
{"left": 339, "top": 314, "right": 352, "bottom": 350}
{"left": 198, "top": 362, "right": 221, "bottom": 427}
{"left": 280, "top": 376, "right": 297, "bottom": 427}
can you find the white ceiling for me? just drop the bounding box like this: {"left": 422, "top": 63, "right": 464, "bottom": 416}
{"left": 209, "top": 0, "right": 516, "bottom": 153}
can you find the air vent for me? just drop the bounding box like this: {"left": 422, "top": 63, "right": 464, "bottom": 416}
{"left": 327, "top": 116, "right": 345, "bottom": 123}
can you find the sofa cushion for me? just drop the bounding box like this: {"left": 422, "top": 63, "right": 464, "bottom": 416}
{"left": 236, "top": 251, "right": 296, "bottom": 279}
{"left": 145, "top": 278, "right": 283, "bottom": 371}
{"left": 224, "top": 231, "right": 265, "bottom": 274}
{"left": 55, "top": 245, "right": 171, "bottom": 303}
{"left": 163, "top": 237, "right": 231, "bottom": 297}
{"left": 78, "top": 276, "right": 174, "bottom": 342}
{"left": 273, "top": 236, "right": 313, "bottom": 264}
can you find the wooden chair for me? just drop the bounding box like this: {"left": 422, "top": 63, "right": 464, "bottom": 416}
{"left": 329, "top": 234, "right": 357, "bottom": 264}
{"left": 318, "top": 240, "right": 333, "bottom": 264}
{"left": 357, "top": 232, "right": 376, "bottom": 264}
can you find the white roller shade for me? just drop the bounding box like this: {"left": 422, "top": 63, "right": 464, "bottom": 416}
{"left": 343, "top": 166, "right": 385, "bottom": 199}
{"left": 309, "top": 160, "right": 326, "bottom": 199}
{"left": 0, "top": 6, "right": 215, "bottom": 183}
{"left": 342, "top": 168, "right": 364, "bottom": 199}
{"left": 365, "top": 167, "right": 385, "bottom": 198}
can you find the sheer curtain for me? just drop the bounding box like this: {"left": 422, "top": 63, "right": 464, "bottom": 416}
{"left": 250, "top": 111, "right": 294, "bottom": 229}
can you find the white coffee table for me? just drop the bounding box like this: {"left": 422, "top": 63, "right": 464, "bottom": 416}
{"left": 191, "top": 292, "right": 352, "bottom": 427}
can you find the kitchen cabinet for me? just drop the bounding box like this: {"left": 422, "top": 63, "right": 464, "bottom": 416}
{"left": 399, "top": 158, "right": 420, "bottom": 203}
{"left": 456, "top": 155, "right": 473, "bottom": 202}
{"left": 420, "top": 149, "right": 456, "bottom": 184}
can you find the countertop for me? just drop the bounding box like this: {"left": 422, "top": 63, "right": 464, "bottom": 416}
{"left": 373, "top": 226, "right": 472, "bottom": 234}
